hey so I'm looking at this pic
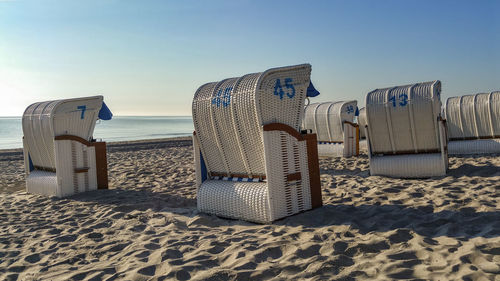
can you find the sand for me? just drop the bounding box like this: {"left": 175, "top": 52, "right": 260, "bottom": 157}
{"left": 0, "top": 138, "right": 499, "bottom": 280}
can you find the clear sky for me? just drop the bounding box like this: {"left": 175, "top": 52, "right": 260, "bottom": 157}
{"left": 0, "top": 0, "right": 498, "bottom": 116}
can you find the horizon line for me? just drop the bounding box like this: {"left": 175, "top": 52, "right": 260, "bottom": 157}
{"left": 0, "top": 115, "right": 194, "bottom": 118}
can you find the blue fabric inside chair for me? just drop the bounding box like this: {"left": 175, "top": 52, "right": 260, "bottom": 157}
{"left": 98, "top": 101, "right": 113, "bottom": 120}
{"left": 306, "top": 82, "right": 320, "bottom": 97}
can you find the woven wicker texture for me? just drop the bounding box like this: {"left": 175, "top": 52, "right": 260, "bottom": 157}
{"left": 343, "top": 122, "right": 358, "bottom": 157}
{"left": 302, "top": 101, "right": 357, "bottom": 142}
{"left": 315, "top": 122, "right": 359, "bottom": 157}
{"left": 197, "top": 180, "right": 271, "bottom": 223}
{"left": 23, "top": 96, "right": 103, "bottom": 170}
{"left": 358, "top": 107, "right": 367, "bottom": 139}
{"left": 448, "top": 139, "right": 500, "bottom": 155}
{"left": 193, "top": 64, "right": 319, "bottom": 223}
{"left": 263, "top": 130, "right": 312, "bottom": 221}
{"left": 22, "top": 96, "right": 103, "bottom": 197}
{"left": 192, "top": 64, "right": 311, "bottom": 178}
{"left": 365, "top": 81, "right": 448, "bottom": 178}
{"left": 317, "top": 143, "right": 345, "bottom": 157}
{"left": 366, "top": 81, "right": 442, "bottom": 154}
{"left": 26, "top": 170, "right": 59, "bottom": 197}
{"left": 370, "top": 153, "right": 446, "bottom": 178}
{"left": 444, "top": 92, "right": 500, "bottom": 139}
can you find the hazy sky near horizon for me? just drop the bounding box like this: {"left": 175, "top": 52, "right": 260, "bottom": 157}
{"left": 0, "top": 0, "right": 498, "bottom": 116}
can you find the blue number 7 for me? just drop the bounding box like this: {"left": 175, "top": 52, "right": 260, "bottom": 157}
{"left": 77, "top": 105, "right": 86, "bottom": 119}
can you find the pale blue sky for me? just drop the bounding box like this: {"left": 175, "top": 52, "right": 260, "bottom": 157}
{"left": 0, "top": 0, "right": 498, "bottom": 116}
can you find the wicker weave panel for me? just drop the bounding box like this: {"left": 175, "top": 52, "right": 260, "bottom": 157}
{"left": 192, "top": 64, "right": 312, "bottom": 177}
{"left": 54, "top": 140, "right": 98, "bottom": 197}
{"left": 343, "top": 122, "right": 358, "bottom": 157}
{"left": 197, "top": 180, "right": 271, "bottom": 223}
{"left": 263, "top": 130, "right": 312, "bottom": 221}
{"left": 370, "top": 153, "right": 446, "bottom": 178}
{"left": 26, "top": 170, "right": 59, "bottom": 197}
{"left": 23, "top": 96, "right": 103, "bottom": 170}
{"left": 303, "top": 101, "right": 357, "bottom": 142}
{"left": 448, "top": 139, "right": 500, "bottom": 155}
{"left": 317, "top": 143, "right": 345, "bottom": 157}
{"left": 211, "top": 78, "right": 248, "bottom": 174}
{"left": 257, "top": 65, "right": 311, "bottom": 130}
{"left": 445, "top": 92, "right": 500, "bottom": 139}
{"left": 302, "top": 103, "right": 321, "bottom": 136}
{"left": 233, "top": 73, "right": 266, "bottom": 174}
{"left": 192, "top": 82, "right": 228, "bottom": 173}
{"left": 366, "top": 81, "right": 442, "bottom": 154}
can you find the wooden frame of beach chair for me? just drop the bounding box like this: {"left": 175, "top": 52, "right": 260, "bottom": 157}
{"left": 302, "top": 101, "right": 360, "bottom": 157}
{"left": 365, "top": 81, "right": 448, "bottom": 178}
{"left": 192, "top": 64, "right": 322, "bottom": 223}
{"left": 22, "top": 96, "right": 109, "bottom": 197}
{"left": 444, "top": 91, "right": 500, "bottom": 155}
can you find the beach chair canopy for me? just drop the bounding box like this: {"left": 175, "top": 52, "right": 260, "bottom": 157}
{"left": 444, "top": 92, "right": 500, "bottom": 140}
{"left": 358, "top": 107, "right": 367, "bottom": 139}
{"left": 302, "top": 101, "right": 358, "bottom": 143}
{"left": 192, "top": 64, "right": 322, "bottom": 223}
{"left": 22, "top": 95, "right": 112, "bottom": 197}
{"left": 193, "top": 64, "right": 312, "bottom": 178}
{"left": 366, "top": 81, "right": 442, "bottom": 154}
{"left": 22, "top": 96, "right": 110, "bottom": 171}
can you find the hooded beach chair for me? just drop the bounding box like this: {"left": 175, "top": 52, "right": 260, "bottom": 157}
{"left": 192, "top": 64, "right": 323, "bottom": 223}
{"left": 22, "top": 96, "right": 112, "bottom": 197}
{"left": 444, "top": 92, "right": 500, "bottom": 154}
{"left": 365, "top": 81, "right": 448, "bottom": 178}
{"left": 302, "top": 101, "right": 359, "bottom": 157}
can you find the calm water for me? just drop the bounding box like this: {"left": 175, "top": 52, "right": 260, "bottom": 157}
{"left": 0, "top": 116, "right": 194, "bottom": 149}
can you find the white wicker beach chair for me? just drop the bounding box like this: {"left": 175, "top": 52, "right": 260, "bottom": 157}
{"left": 22, "top": 96, "right": 112, "bottom": 197}
{"left": 302, "top": 101, "right": 359, "bottom": 157}
{"left": 444, "top": 91, "right": 500, "bottom": 154}
{"left": 192, "top": 64, "right": 323, "bottom": 223}
{"left": 365, "top": 81, "right": 448, "bottom": 178}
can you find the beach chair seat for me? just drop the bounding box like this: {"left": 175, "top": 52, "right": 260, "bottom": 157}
{"left": 302, "top": 101, "right": 360, "bottom": 157}
{"left": 365, "top": 81, "right": 448, "bottom": 178}
{"left": 22, "top": 96, "right": 112, "bottom": 197}
{"left": 444, "top": 92, "right": 500, "bottom": 155}
{"left": 192, "top": 64, "right": 322, "bottom": 223}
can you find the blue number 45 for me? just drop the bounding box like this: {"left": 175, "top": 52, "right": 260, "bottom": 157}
{"left": 211, "top": 87, "right": 232, "bottom": 108}
{"left": 274, "top": 78, "right": 295, "bottom": 100}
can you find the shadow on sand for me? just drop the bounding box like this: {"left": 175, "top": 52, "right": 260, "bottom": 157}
{"left": 64, "top": 187, "right": 500, "bottom": 240}
{"left": 279, "top": 203, "right": 500, "bottom": 239}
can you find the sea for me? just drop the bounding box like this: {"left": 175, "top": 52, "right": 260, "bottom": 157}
{"left": 0, "top": 116, "right": 194, "bottom": 149}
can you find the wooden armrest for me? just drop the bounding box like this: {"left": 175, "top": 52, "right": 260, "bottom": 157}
{"left": 74, "top": 167, "right": 89, "bottom": 173}
{"left": 286, "top": 172, "right": 301, "bottom": 182}
{"left": 263, "top": 123, "right": 305, "bottom": 141}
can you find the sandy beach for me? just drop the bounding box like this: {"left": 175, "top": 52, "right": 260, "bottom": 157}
{"left": 0, "top": 138, "right": 499, "bottom": 280}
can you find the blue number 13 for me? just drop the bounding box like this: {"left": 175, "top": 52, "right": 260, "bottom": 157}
{"left": 388, "top": 94, "right": 408, "bottom": 107}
